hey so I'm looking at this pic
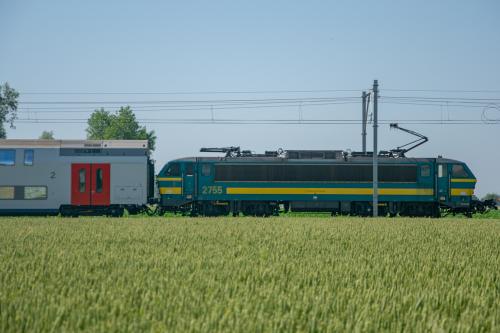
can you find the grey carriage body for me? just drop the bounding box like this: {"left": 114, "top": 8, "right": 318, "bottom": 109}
{"left": 0, "top": 140, "right": 153, "bottom": 215}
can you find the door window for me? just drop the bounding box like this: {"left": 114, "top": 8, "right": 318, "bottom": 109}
{"left": 79, "top": 169, "right": 86, "bottom": 192}
{"left": 438, "top": 164, "right": 447, "bottom": 178}
{"left": 96, "top": 168, "right": 103, "bottom": 193}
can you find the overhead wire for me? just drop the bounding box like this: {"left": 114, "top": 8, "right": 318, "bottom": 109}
{"left": 17, "top": 96, "right": 359, "bottom": 105}
{"left": 17, "top": 102, "right": 360, "bottom": 114}
{"left": 19, "top": 89, "right": 365, "bottom": 95}
{"left": 14, "top": 118, "right": 499, "bottom": 125}
{"left": 380, "top": 101, "right": 499, "bottom": 108}
{"left": 12, "top": 91, "right": 500, "bottom": 126}
{"left": 382, "top": 88, "right": 500, "bottom": 94}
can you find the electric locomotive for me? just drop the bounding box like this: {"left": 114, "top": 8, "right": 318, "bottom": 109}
{"left": 156, "top": 146, "right": 487, "bottom": 217}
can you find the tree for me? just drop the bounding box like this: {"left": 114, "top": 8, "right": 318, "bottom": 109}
{"left": 482, "top": 193, "right": 499, "bottom": 201}
{"left": 39, "top": 130, "right": 55, "bottom": 140}
{"left": 0, "top": 83, "right": 19, "bottom": 139}
{"left": 86, "top": 108, "right": 111, "bottom": 140}
{"left": 86, "top": 106, "right": 156, "bottom": 150}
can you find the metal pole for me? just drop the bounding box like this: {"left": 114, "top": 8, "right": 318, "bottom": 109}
{"left": 372, "top": 80, "right": 379, "bottom": 217}
{"left": 362, "top": 91, "right": 367, "bottom": 153}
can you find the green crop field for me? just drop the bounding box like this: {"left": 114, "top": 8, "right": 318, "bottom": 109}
{"left": 1, "top": 216, "right": 499, "bottom": 332}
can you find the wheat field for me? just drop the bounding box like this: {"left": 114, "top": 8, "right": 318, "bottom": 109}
{"left": 1, "top": 216, "right": 499, "bottom": 332}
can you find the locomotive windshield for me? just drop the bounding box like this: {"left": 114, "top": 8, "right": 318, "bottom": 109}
{"left": 452, "top": 164, "right": 469, "bottom": 178}
{"left": 164, "top": 163, "right": 180, "bottom": 177}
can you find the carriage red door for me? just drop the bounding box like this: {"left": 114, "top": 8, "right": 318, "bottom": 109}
{"left": 71, "top": 163, "right": 110, "bottom": 206}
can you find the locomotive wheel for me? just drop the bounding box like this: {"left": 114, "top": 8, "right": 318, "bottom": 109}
{"left": 241, "top": 202, "right": 274, "bottom": 217}
{"left": 199, "top": 202, "right": 230, "bottom": 217}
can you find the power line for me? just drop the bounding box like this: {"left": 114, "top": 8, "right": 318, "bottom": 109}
{"left": 11, "top": 92, "right": 500, "bottom": 126}
{"left": 19, "top": 88, "right": 500, "bottom": 95}
{"left": 19, "top": 101, "right": 351, "bottom": 110}
{"left": 383, "top": 88, "right": 500, "bottom": 94}
{"left": 17, "top": 96, "right": 360, "bottom": 105}
{"left": 380, "top": 101, "right": 497, "bottom": 108}
{"left": 14, "top": 118, "right": 499, "bottom": 125}
{"left": 17, "top": 101, "right": 359, "bottom": 113}
{"left": 17, "top": 100, "right": 498, "bottom": 114}
{"left": 381, "top": 96, "right": 500, "bottom": 102}
{"left": 19, "top": 89, "right": 365, "bottom": 95}
{"left": 18, "top": 96, "right": 500, "bottom": 108}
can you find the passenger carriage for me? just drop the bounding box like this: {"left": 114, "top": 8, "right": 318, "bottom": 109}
{"left": 0, "top": 139, "right": 155, "bottom": 216}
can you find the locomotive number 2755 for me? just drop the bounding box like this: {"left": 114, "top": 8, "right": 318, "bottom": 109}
{"left": 201, "top": 185, "right": 223, "bottom": 195}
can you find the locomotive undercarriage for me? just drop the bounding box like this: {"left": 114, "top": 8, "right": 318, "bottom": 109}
{"left": 163, "top": 201, "right": 280, "bottom": 217}
{"left": 160, "top": 200, "right": 448, "bottom": 217}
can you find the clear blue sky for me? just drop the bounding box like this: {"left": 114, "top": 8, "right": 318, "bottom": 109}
{"left": 1, "top": 0, "right": 499, "bottom": 196}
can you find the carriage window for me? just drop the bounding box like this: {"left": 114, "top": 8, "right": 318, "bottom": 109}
{"left": 452, "top": 164, "right": 468, "bottom": 178}
{"left": 166, "top": 163, "right": 180, "bottom": 177}
{"left": 202, "top": 164, "right": 211, "bottom": 176}
{"left": 24, "top": 186, "right": 47, "bottom": 200}
{"left": 0, "top": 186, "right": 15, "bottom": 199}
{"left": 24, "top": 150, "right": 34, "bottom": 166}
{"left": 185, "top": 163, "right": 194, "bottom": 176}
{"left": 79, "top": 169, "right": 86, "bottom": 192}
{"left": 438, "top": 164, "right": 447, "bottom": 178}
{"left": 420, "top": 165, "right": 430, "bottom": 177}
{"left": 0, "top": 150, "right": 15, "bottom": 166}
{"left": 96, "top": 168, "right": 103, "bottom": 193}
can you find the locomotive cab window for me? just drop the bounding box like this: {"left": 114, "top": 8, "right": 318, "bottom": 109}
{"left": 452, "top": 164, "right": 468, "bottom": 178}
{"left": 185, "top": 163, "right": 194, "bottom": 176}
{"left": 0, "top": 149, "right": 15, "bottom": 166}
{"left": 202, "top": 164, "right": 211, "bottom": 176}
{"left": 24, "top": 150, "right": 34, "bottom": 166}
{"left": 165, "top": 163, "right": 180, "bottom": 177}
{"left": 420, "top": 165, "right": 430, "bottom": 177}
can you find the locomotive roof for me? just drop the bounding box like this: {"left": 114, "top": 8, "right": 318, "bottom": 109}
{"left": 0, "top": 139, "right": 149, "bottom": 149}
{"left": 170, "top": 156, "right": 464, "bottom": 164}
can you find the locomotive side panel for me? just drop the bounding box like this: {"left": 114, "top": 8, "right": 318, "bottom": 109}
{"left": 201, "top": 160, "right": 436, "bottom": 202}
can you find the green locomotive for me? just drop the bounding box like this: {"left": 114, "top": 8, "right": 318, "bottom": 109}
{"left": 157, "top": 147, "right": 485, "bottom": 217}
